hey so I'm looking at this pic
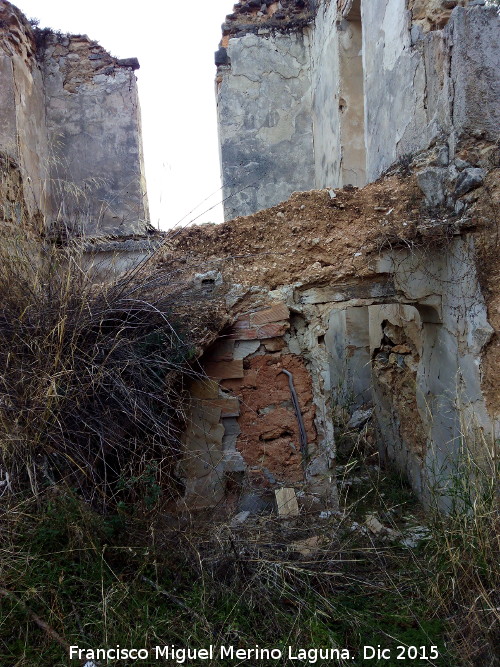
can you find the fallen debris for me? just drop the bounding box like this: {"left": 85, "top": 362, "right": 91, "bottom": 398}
{"left": 291, "top": 535, "right": 321, "bottom": 556}
{"left": 401, "top": 526, "right": 432, "bottom": 548}
{"left": 347, "top": 408, "right": 374, "bottom": 429}
{"left": 275, "top": 487, "right": 300, "bottom": 517}
{"left": 231, "top": 510, "right": 250, "bottom": 526}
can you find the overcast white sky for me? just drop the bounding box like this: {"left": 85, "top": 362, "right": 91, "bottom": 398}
{"left": 17, "top": 0, "right": 232, "bottom": 229}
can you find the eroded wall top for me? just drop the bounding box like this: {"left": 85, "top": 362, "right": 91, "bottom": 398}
{"left": 220, "top": 0, "right": 314, "bottom": 39}
{"left": 0, "top": 0, "right": 149, "bottom": 238}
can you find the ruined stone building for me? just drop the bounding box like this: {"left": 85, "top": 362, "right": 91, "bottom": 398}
{"left": 0, "top": 0, "right": 498, "bottom": 513}
{"left": 171, "top": 0, "right": 498, "bottom": 512}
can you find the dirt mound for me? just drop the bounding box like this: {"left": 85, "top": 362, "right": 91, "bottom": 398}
{"left": 163, "top": 176, "right": 430, "bottom": 290}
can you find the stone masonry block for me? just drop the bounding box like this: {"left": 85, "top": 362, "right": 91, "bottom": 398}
{"left": 230, "top": 322, "right": 290, "bottom": 340}
{"left": 202, "top": 397, "right": 240, "bottom": 418}
{"left": 203, "top": 359, "right": 244, "bottom": 379}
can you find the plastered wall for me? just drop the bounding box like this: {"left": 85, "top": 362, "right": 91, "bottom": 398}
{"left": 216, "top": 0, "right": 500, "bottom": 218}
{"left": 0, "top": 1, "right": 149, "bottom": 237}
{"left": 217, "top": 30, "right": 315, "bottom": 220}
{"left": 362, "top": 1, "right": 500, "bottom": 181}
{"left": 323, "top": 238, "right": 494, "bottom": 508}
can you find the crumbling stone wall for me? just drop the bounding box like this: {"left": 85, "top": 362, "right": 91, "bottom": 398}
{"left": 216, "top": 0, "right": 499, "bottom": 218}
{"left": 408, "top": 0, "right": 469, "bottom": 32}
{"left": 0, "top": 1, "right": 149, "bottom": 237}
{"left": 363, "top": 0, "right": 499, "bottom": 181}
{"left": 41, "top": 33, "right": 148, "bottom": 236}
{"left": 164, "top": 153, "right": 499, "bottom": 510}
{"left": 0, "top": 1, "right": 50, "bottom": 223}
{"left": 177, "top": 303, "right": 329, "bottom": 511}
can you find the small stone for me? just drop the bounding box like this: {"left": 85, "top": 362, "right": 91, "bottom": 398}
{"left": 392, "top": 344, "right": 411, "bottom": 354}
{"left": 416, "top": 167, "right": 447, "bottom": 207}
{"left": 233, "top": 339, "right": 260, "bottom": 359}
{"left": 447, "top": 164, "right": 459, "bottom": 182}
{"left": 400, "top": 526, "right": 431, "bottom": 548}
{"left": 264, "top": 337, "right": 286, "bottom": 352}
{"left": 347, "top": 408, "right": 373, "bottom": 429}
{"left": 410, "top": 24, "right": 423, "bottom": 45}
{"left": 275, "top": 487, "right": 300, "bottom": 517}
{"left": 291, "top": 536, "right": 321, "bottom": 556}
{"left": 446, "top": 195, "right": 455, "bottom": 210}
{"left": 365, "top": 514, "right": 385, "bottom": 535}
{"left": 454, "top": 167, "right": 486, "bottom": 197}
{"left": 116, "top": 57, "right": 140, "bottom": 70}
{"left": 328, "top": 189, "right": 337, "bottom": 199}
{"left": 194, "top": 269, "right": 223, "bottom": 287}
{"left": 455, "top": 200, "right": 466, "bottom": 215}
{"left": 215, "top": 47, "right": 229, "bottom": 66}
{"left": 231, "top": 510, "right": 250, "bottom": 526}
{"left": 454, "top": 158, "right": 470, "bottom": 170}
{"left": 432, "top": 145, "right": 449, "bottom": 167}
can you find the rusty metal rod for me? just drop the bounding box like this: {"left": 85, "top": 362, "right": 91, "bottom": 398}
{"left": 280, "top": 368, "right": 308, "bottom": 468}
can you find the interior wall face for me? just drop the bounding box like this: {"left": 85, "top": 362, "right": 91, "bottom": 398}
{"left": 42, "top": 36, "right": 149, "bottom": 237}
{"left": 338, "top": 10, "right": 366, "bottom": 187}
{"left": 310, "top": 0, "right": 342, "bottom": 190}
{"left": 372, "top": 239, "right": 493, "bottom": 508}
{"left": 361, "top": 0, "right": 444, "bottom": 181}
{"left": 326, "top": 306, "right": 371, "bottom": 408}
{"left": 218, "top": 31, "right": 316, "bottom": 221}
{"left": 317, "top": 234, "right": 494, "bottom": 508}
{"left": 369, "top": 303, "right": 426, "bottom": 497}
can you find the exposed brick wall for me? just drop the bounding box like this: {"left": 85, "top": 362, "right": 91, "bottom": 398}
{"left": 179, "top": 301, "right": 318, "bottom": 509}
{"left": 222, "top": 353, "right": 316, "bottom": 484}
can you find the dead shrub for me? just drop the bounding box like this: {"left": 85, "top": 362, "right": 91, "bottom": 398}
{"left": 0, "top": 235, "right": 211, "bottom": 507}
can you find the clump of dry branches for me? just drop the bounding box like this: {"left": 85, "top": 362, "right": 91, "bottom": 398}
{"left": 0, "top": 235, "right": 225, "bottom": 506}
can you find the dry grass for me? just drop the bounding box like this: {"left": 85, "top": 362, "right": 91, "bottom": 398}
{"left": 0, "top": 230, "right": 496, "bottom": 665}
{"left": 0, "top": 233, "right": 220, "bottom": 507}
